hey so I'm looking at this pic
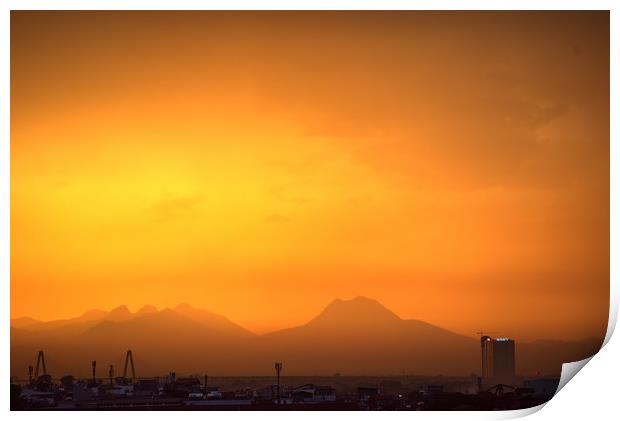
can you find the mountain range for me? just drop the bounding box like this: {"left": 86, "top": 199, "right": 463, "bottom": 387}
{"left": 10, "top": 297, "right": 602, "bottom": 379}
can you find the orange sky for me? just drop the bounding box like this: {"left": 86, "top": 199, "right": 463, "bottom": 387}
{"left": 10, "top": 11, "right": 609, "bottom": 342}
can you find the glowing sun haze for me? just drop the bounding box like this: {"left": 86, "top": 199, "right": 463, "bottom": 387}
{"left": 11, "top": 11, "right": 609, "bottom": 341}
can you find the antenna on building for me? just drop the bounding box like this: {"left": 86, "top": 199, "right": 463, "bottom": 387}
{"left": 28, "top": 365, "right": 34, "bottom": 383}
{"left": 123, "top": 350, "right": 136, "bottom": 382}
{"left": 274, "top": 362, "right": 283, "bottom": 405}
{"left": 109, "top": 365, "right": 114, "bottom": 385}
{"left": 34, "top": 350, "right": 47, "bottom": 378}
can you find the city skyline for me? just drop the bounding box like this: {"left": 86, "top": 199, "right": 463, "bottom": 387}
{"left": 10, "top": 296, "right": 601, "bottom": 379}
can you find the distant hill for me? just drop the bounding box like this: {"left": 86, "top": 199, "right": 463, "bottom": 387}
{"left": 136, "top": 305, "right": 158, "bottom": 315}
{"left": 10, "top": 297, "right": 602, "bottom": 379}
{"left": 173, "top": 303, "right": 255, "bottom": 337}
{"left": 252, "top": 297, "right": 482, "bottom": 375}
{"left": 104, "top": 305, "right": 134, "bottom": 322}
{"left": 9, "top": 316, "right": 42, "bottom": 329}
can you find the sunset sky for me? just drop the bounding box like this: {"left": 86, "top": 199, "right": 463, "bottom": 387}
{"left": 11, "top": 11, "right": 609, "bottom": 342}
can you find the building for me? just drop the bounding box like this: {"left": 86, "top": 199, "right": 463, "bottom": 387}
{"left": 357, "top": 386, "right": 379, "bottom": 402}
{"left": 480, "top": 335, "right": 494, "bottom": 378}
{"left": 291, "top": 384, "right": 336, "bottom": 403}
{"left": 133, "top": 379, "right": 158, "bottom": 397}
{"left": 492, "top": 338, "right": 516, "bottom": 383}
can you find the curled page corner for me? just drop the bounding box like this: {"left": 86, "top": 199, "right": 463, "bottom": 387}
{"left": 500, "top": 402, "right": 547, "bottom": 419}
{"left": 556, "top": 356, "right": 593, "bottom": 395}
{"left": 502, "top": 356, "right": 596, "bottom": 418}
{"left": 551, "top": 296, "right": 619, "bottom": 395}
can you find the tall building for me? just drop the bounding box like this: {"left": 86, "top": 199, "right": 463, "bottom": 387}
{"left": 492, "top": 338, "right": 516, "bottom": 383}
{"left": 480, "top": 336, "right": 494, "bottom": 378}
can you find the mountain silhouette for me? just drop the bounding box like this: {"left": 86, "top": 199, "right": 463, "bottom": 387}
{"left": 12, "top": 308, "right": 108, "bottom": 333}
{"left": 173, "top": 303, "right": 255, "bottom": 337}
{"left": 9, "top": 316, "right": 41, "bottom": 329}
{"left": 136, "top": 304, "right": 158, "bottom": 315}
{"left": 10, "top": 297, "right": 602, "bottom": 378}
{"left": 77, "top": 309, "right": 108, "bottom": 322}
{"left": 253, "top": 297, "right": 483, "bottom": 375}
{"left": 104, "top": 305, "right": 133, "bottom": 322}
{"left": 305, "top": 296, "right": 401, "bottom": 330}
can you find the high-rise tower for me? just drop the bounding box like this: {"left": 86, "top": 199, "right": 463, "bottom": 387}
{"left": 480, "top": 335, "right": 494, "bottom": 378}
{"left": 492, "top": 338, "right": 516, "bottom": 383}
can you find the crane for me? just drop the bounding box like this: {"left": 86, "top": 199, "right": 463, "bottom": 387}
{"left": 123, "top": 350, "right": 136, "bottom": 382}
{"left": 34, "top": 350, "right": 47, "bottom": 378}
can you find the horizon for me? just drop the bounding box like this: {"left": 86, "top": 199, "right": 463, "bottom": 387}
{"left": 11, "top": 292, "right": 602, "bottom": 380}
{"left": 9, "top": 296, "right": 603, "bottom": 343}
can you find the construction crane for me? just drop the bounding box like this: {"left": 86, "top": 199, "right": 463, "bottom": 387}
{"left": 34, "top": 350, "right": 47, "bottom": 378}
{"left": 123, "top": 350, "right": 136, "bottom": 382}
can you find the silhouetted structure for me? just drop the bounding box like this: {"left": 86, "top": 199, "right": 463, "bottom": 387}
{"left": 91, "top": 361, "right": 97, "bottom": 384}
{"left": 477, "top": 334, "right": 516, "bottom": 383}
{"left": 274, "top": 362, "right": 283, "bottom": 404}
{"left": 480, "top": 336, "right": 493, "bottom": 378}
{"left": 123, "top": 350, "right": 136, "bottom": 381}
{"left": 11, "top": 372, "right": 558, "bottom": 410}
{"left": 34, "top": 351, "right": 46, "bottom": 378}
{"left": 493, "top": 338, "right": 515, "bottom": 383}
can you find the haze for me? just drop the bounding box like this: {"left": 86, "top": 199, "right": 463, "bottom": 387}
{"left": 10, "top": 11, "right": 609, "bottom": 342}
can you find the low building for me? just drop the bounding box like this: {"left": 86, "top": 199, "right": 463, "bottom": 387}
{"left": 291, "top": 384, "right": 336, "bottom": 403}
{"left": 104, "top": 384, "right": 133, "bottom": 397}
{"left": 72, "top": 381, "right": 99, "bottom": 401}
{"left": 358, "top": 386, "right": 379, "bottom": 402}
{"left": 134, "top": 379, "right": 158, "bottom": 397}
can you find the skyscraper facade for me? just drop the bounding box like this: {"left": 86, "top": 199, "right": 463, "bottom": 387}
{"left": 480, "top": 335, "right": 494, "bottom": 378}
{"left": 492, "top": 338, "right": 516, "bottom": 383}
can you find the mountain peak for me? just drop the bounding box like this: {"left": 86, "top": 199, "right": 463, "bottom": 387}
{"left": 77, "top": 309, "right": 107, "bottom": 321}
{"left": 137, "top": 304, "right": 158, "bottom": 314}
{"left": 307, "top": 296, "right": 401, "bottom": 328}
{"left": 326, "top": 296, "right": 393, "bottom": 311}
{"left": 174, "top": 302, "right": 193, "bottom": 311}
{"left": 10, "top": 316, "right": 42, "bottom": 329}
{"left": 105, "top": 305, "right": 132, "bottom": 321}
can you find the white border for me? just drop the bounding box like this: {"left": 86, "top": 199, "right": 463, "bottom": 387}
{"left": 2, "top": 2, "right": 617, "bottom": 420}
